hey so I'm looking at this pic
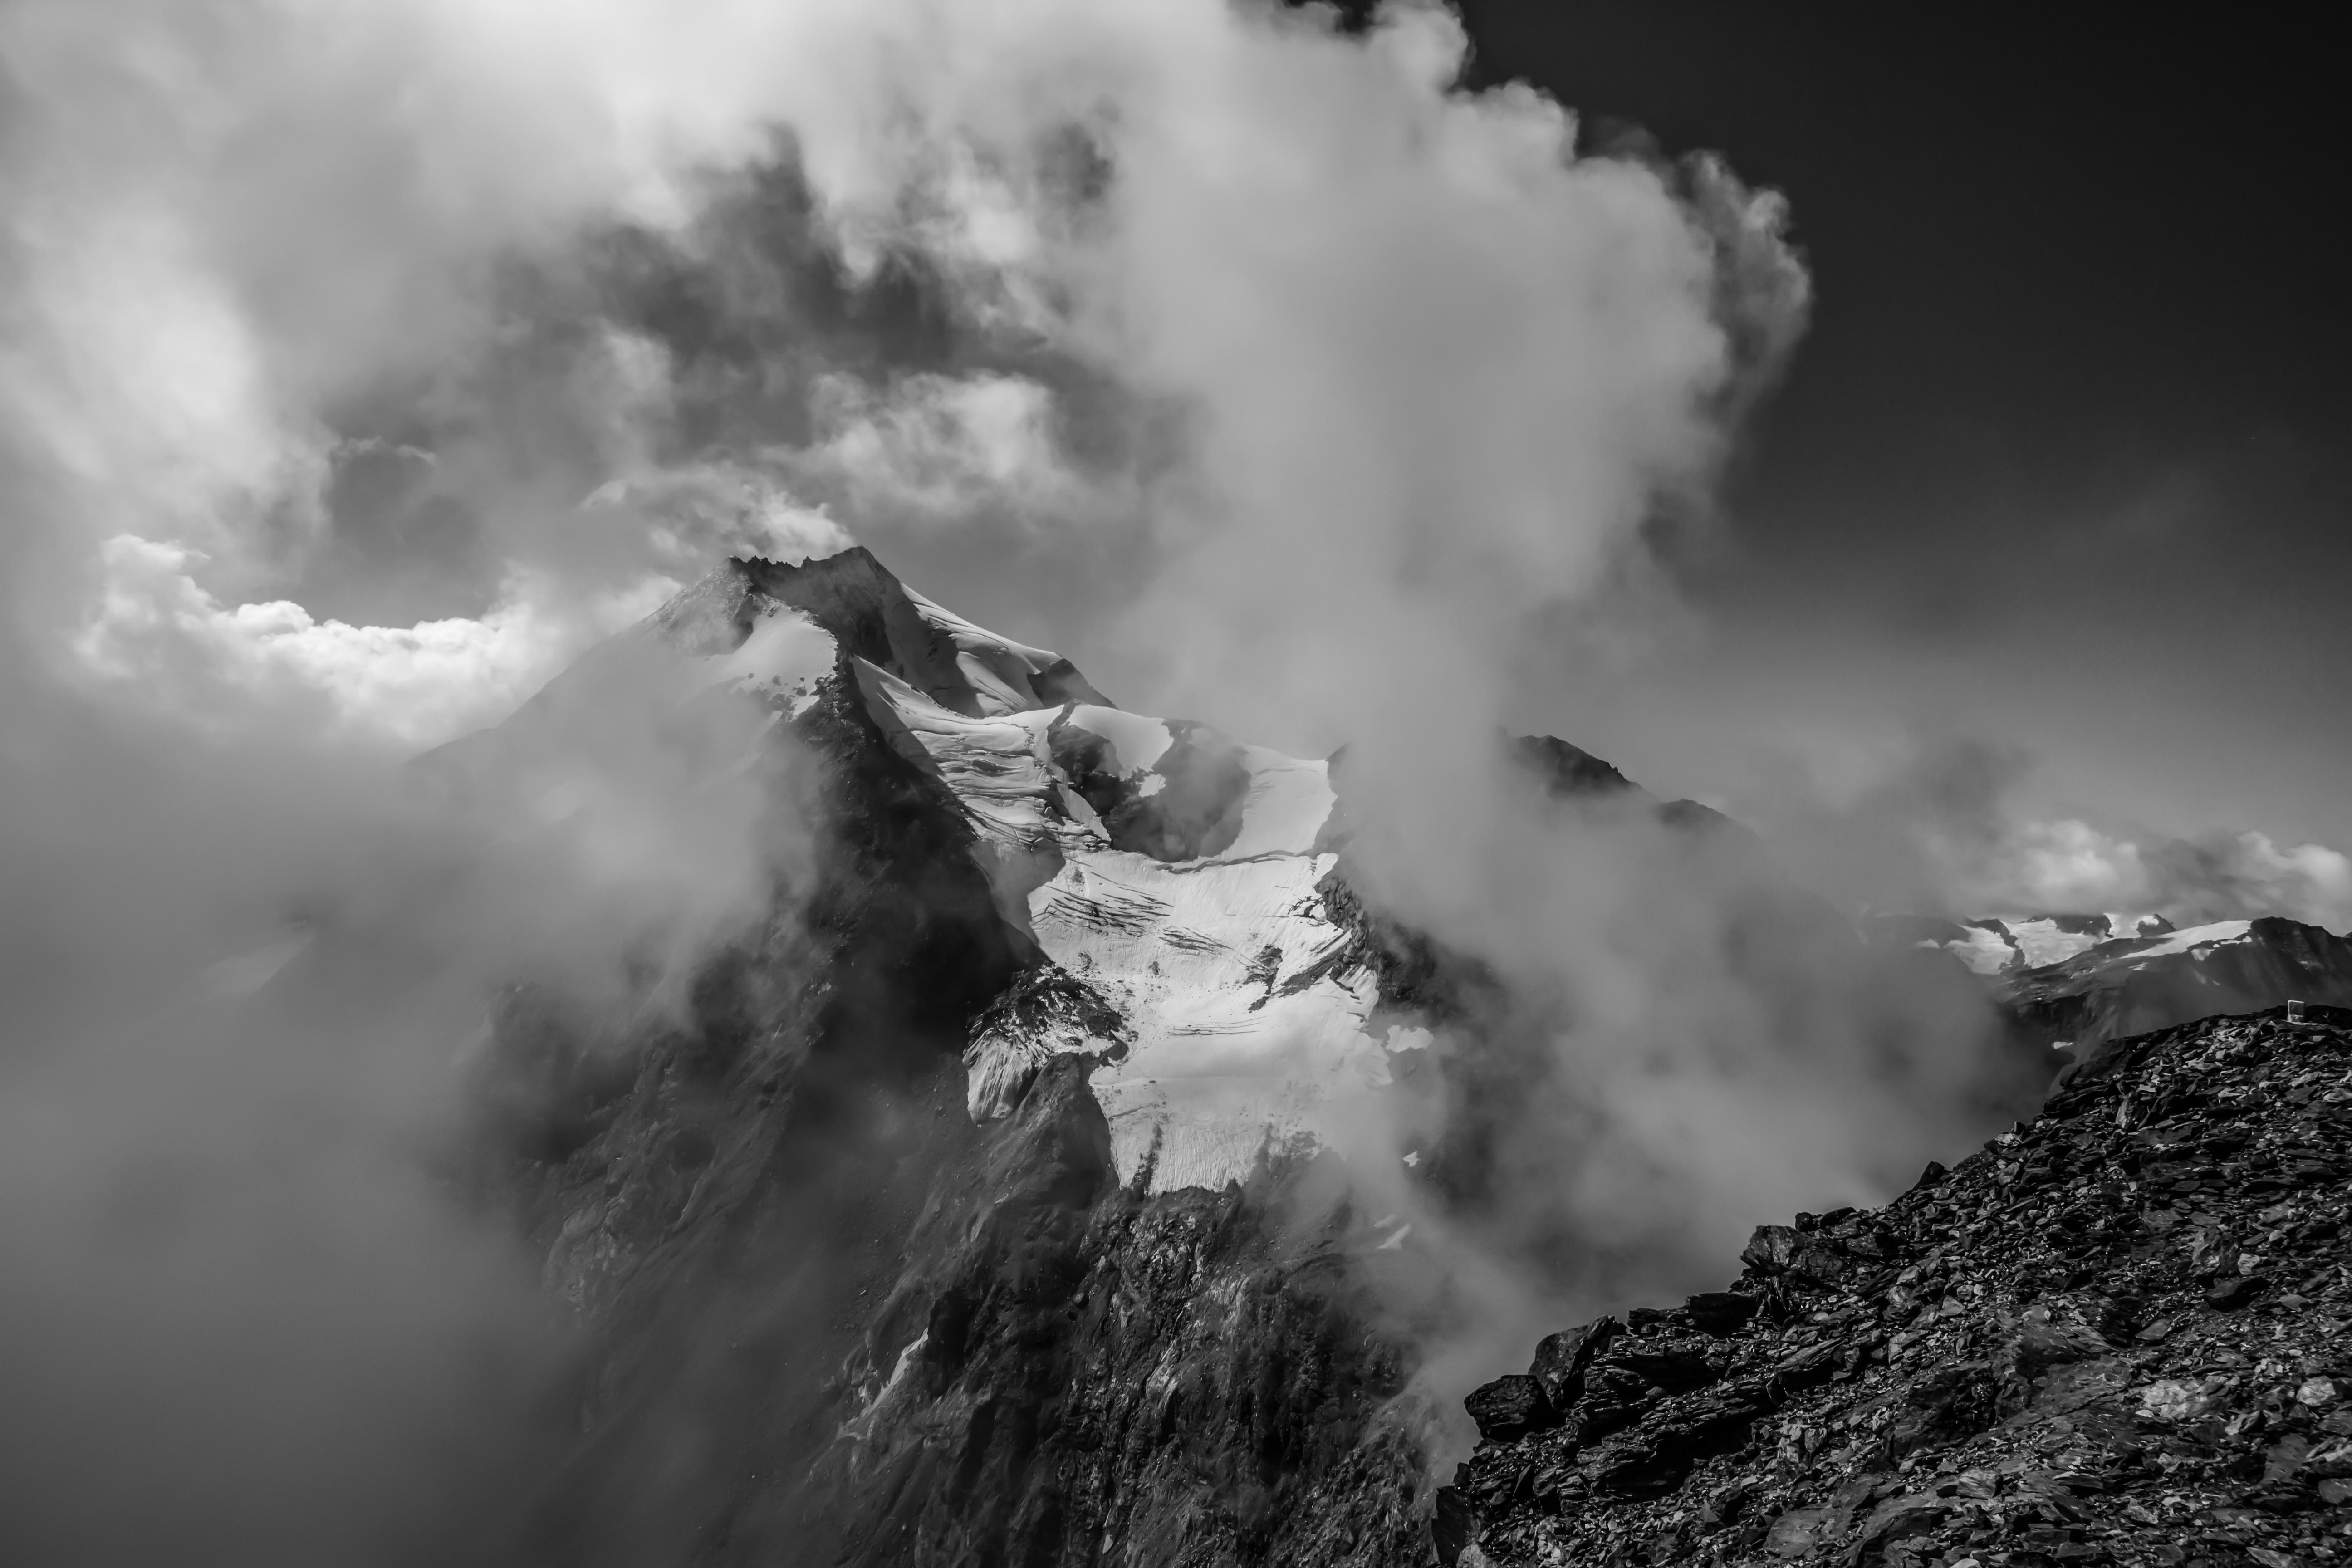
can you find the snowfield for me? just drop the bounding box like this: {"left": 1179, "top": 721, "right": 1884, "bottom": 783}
{"left": 1922, "top": 911, "right": 2180, "bottom": 975}
{"left": 848, "top": 610, "right": 1411, "bottom": 1193}
{"left": 1936, "top": 923, "right": 2022, "bottom": 976}
{"left": 2120, "top": 918, "right": 2252, "bottom": 961}
{"left": 563, "top": 552, "right": 1421, "bottom": 1194}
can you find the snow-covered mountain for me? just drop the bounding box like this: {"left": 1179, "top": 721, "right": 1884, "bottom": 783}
{"left": 452, "top": 546, "right": 1451, "bottom": 1564}
{"left": 651, "top": 547, "right": 1414, "bottom": 1195}
{"left": 1996, "top": 914, "right": 2352, "bottom": 1055}
{"left": 454, "top": 544, "right": 2006, "bottom": 1563}
{"left": 1871, "top": 909, "right": 2352, "bottom": 1056}
{"left": 435, "top": 545, "right": 2342, "bottom": 1563}
{"left": 1872, "top": 911, "right": 2175, "bottom": 975}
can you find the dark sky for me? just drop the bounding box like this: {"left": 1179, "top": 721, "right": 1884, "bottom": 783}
{"left": 1440, "top": 3, "right": 2350, "bottom": 848}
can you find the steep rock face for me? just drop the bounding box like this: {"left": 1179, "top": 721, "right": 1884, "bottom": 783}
{"left": 798, "top": 1060, "right": 1436, "bottom": 1568}
{"left": 1449, "top": 1003, "right": 2352, "bottom": 1568}
{"left": 461, "top": 549, "right": 1441, "bottom": 1565}
{"left": 467, "top": 645, "right": 1040, "bottom": 1562}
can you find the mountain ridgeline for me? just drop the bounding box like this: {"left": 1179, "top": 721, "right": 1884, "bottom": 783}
{"left": 461, "top": 547, "right": 1441, "bottom": 1566}
{"left": 445, "top": 548, "right": 2347, "bottom": 1565}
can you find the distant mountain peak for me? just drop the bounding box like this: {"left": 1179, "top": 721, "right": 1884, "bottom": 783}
{"left": 1874, "top": 905, "right": 2352, "bottom": 1057}
{"left": 1871, "top": 910, "right": 2179, "bottom": 976}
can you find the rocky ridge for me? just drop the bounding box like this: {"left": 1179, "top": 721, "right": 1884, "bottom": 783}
{"left": 460, "top": 548, "right": 1446, "bottom": 1565}
{"left": 1449, "top": 1004, "right": 2352, "bottom": 1568}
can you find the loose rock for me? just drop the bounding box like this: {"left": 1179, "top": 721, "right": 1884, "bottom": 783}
{"left": 1448, "top": 1004, "right": 2352, "bottom": 1568}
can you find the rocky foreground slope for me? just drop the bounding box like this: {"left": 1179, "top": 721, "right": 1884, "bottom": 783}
{"left": 1449, "top": 1003, "right": 2352, "bottom": 1568}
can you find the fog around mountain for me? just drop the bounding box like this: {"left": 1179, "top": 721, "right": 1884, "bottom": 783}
{"left": 0, "top": 4, "right": 2341, "bottom": 1563}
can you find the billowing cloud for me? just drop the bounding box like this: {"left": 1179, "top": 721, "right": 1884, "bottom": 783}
{"left": 804, "top": 372, "right": 1087, "bottom": 523}
{"left": 1717, "top": 730, "right": 2352, "bottom": 936}
{"left": 70, "top": 535, "right": 582, "bottom": 744}
{"left": 1957, "top": 819, "right": 2352, "bottom": 934}
{"left": 5, "top": 0, "right": 1807, "bottom": 752}
{"left": 0, "top": 0, "right": 1827, "bottom": 1540}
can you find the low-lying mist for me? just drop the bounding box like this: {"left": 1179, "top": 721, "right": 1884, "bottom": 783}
{"left": 1298, "top": 759, "right": 2026, "bottom": 1458}
{"left": 0, "top": 615, "right": 817, "bottom": 1561}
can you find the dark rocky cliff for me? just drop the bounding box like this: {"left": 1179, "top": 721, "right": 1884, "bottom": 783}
{"left": 1448, "top": 1004, "right": 2352, "bottom": 1568}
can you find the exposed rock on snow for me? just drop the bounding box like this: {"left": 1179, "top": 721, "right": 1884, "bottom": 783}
{"left": 460, "top": 549, "right": 1441, "bottom": 1564}
{"left": 615, "top": 549, "right": 1409, "bottom": 1194}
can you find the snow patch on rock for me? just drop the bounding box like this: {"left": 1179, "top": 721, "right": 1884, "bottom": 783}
{"left": 1928, "top": 911, "right": 2180, "bottom": 974}
{"left": 608, "top": 552, "right": 1403, "bottom": 1196}
{"left": 2003, "top": 918, "right": 2112, "bottom": 970}
{"left": 2122, "top": 918, "right": 2254, "bottom": 961}
{"left": 1030, "top": 850, "right": 1396, "bottom": 1192}
{"left": 843, "top": 612, "right": 1395, "bottom": 1193}
{"left": 1937, "top": 923, "right": 2022, "bottom": 976}
{"left": 900, "top": 584, "right": 1095, "bottom": 717}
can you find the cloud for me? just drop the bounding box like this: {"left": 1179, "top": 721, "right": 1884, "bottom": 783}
{"left": 804, "top": 372, "right": 1088, "bottom": 523}
{"left": 1071, "top": 18, "right": 1808, "bottom": 758}
{"left": 1714, "top": 730, "right": 2352, "bottom": 936}
{"left": 69, "top": 535, "right": 586, "bottom": 744}
{"left": 2150, "top": 831, "right": 2352, "bottom": 931}
{"left": 1958, "top": 820, "right": 2352, "bottom": 934}
{"left": 1960, "top": 816, "right": 2150, "bottom": 913}
{"left": 0, "top": 5, "right": 858, "bottom": 1552}
{"left": 2, "top": 7, "right": 2324, "bottom": 1528}
{"left": 0, "top": 0, "right": 1831, "bottom": 1533}
{"left": 5, "top": 0, "right": 1808, "bottom": 752}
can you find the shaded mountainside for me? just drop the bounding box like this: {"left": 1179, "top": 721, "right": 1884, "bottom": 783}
{"left": 465, "top": 552, "right": 1445, "bottom": 1566}
{"left": 1449, "top": 1004, "right": 2352, "bottom": 1568}
{"left": 447, "top": 545, "right": 2205, "bottom": 1565}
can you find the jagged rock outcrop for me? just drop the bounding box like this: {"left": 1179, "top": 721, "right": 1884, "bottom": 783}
{"left": 1449, "top": 1004, "right": 2352, "bottom": 1568}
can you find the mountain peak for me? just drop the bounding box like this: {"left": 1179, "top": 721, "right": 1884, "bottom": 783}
{"left": 651, "top": 547, "right": 1112, "bottom": 720}
{"left": 606, "top": 545, "right": 1364, "bottom": 1192}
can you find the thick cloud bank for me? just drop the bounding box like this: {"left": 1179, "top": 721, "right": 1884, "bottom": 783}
{"left": 2, "top": 0, "right": 1804, "bottom": 744}
{"left": 1952, "top": 814, "right": 2352, "bottom": 935}
{"left": 0, "top": 0, "right": 1884, "bottom": 1550}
